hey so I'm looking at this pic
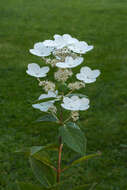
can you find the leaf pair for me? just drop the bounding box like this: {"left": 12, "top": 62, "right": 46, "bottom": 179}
{"left": 16, "top": 144, "right": 57, "bottom": 188}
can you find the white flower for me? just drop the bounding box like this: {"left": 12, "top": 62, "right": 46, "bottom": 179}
{"left": 68, "top": 41, "right": 93, "bottom": 54}
{"left": 29, "top": 42, "right": 53, "bottom": 57}
{"left": 26, "top": 63, "right": 49, "bottom": 78}
{"left": 61, "top": 96, "right": 90, "bottom": 111}
{"left": 76, "top": 66, "right": 100, "bottom": 83}
{"left": 43, "top": 34, "right": 78, "bottom": 49}
{"left": 62, "top": 34, "right": 78, "bottom": 45}
{"left": 32, "top": 91, "right": 59, "bottom": 112}
{"left": 32, "top": 101, "right": 54, "bottom": 112}
{"left": 56, "top": 56, "right": 84, "bottom": 68}
{"left": 43, "top": 34, "right": 93, "bottom": 54}
{"left": 38, "top": 90, "right": 58, "bottom": 100}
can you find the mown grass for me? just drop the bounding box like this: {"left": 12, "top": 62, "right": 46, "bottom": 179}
{"left": 0, "top": 0, "right": 127, "bottom": 189}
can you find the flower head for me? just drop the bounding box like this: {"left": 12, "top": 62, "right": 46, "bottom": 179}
{"left": 76, "top": 66, "right": 100, "bottom": 83}
{"left": 26, "top": 63, "right": 49, "bottom": 78}
{"left": 61, "top": 96, "right": 90, "bottom": 111}
{"left": 30, "top": 42, "right": 53, "bottom": 57}
{"left": 56, "top": 56, "right": 84, "bottom": 68}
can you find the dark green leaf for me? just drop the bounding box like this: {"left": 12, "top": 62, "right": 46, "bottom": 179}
{"left": 31, "top": 146, "right": 43, "bottom": 155}
{"left": 120, "top": 144, "right": 127, "bottom": 148}
{"left": 49, "top": 179, "right": 75, "bottom": 190}
{"left": 72, "top": 184, "right": 93, "bottom": 190}
{"left": 29, "top": 157, "right": 56, "bottom": 187}
{"left": 33, "top": 151, "right": 56, "bottom": 170}
{"left": 63, "top": 152, "right": 101, "bottom": 171}
{"left": 43, "top": 143, "right": 58, "bottom": 151}
{"left": 35, "top": 97, "right": 57, "bottom": 103}
{"left": 66, "top": 93, "right": 88, "bottom": 98}
{"left": 59, "top": 122, "right": 86, "bottom": 155}
{"left": 36, "top": 114, "right": 57, "bottom": 122}
{"left": 16, "top": 182, "right": 44, "bottom": 190}
{"left": 15, "top": 144, "right": 58, "bottom": 156}
{"left": 15, "top": 147, "right": 30, "bottom": 155}
{"left": 15, "top": 146, "right": 43, "bottom": 156}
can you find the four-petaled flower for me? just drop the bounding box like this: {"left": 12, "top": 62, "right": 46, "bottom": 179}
{"left": 61, "top": 96, "right": 90, "bottom": 111}
{"left": 76, "top": 66, "right": 100, "bottom": 83}
{"left": 32, "top": 91, "right": 58, "bottom": 112}
{"left": 26, "top": 63, "right": 49, "bottom": 78}
{"left": 68, "top": 41, "right": 93, "bottom": 54}
{"left": 56, "top": 56, "right": 84, "bottom": 68}
{"left": 30, "top": 42, "right": 53, "bottom": 57}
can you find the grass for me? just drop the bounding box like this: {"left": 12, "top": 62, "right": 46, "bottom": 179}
{"left": 0, "top": 0, "right": 127, "bottom": 189}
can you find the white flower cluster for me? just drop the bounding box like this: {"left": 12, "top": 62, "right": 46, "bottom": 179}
{"left": 68, "top": 81, "right": 85, "bottom": 90}
{"left": 39, "top": 80, "right": 56, "bottom": 92}
{"left": 54, "top": 68, "right": 73, "bottom": 82}
{"left": 26, "top": 34, "right": 101, "bottom": 119}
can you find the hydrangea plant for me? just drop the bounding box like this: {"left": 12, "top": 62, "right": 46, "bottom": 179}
{"left": 17, "top": 34, "right": 101, "bottom": 190}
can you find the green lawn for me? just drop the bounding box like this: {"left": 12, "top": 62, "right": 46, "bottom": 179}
{"left": 0, "top": 0, "right": 127, "bottom": 189}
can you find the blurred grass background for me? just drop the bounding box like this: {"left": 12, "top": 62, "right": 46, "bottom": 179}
{"left": 0, "top": 0, "right": 127, "bottom": 189}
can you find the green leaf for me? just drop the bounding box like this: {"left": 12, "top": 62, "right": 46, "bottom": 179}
{"left": 49, "top": 179, "right": 75, "bottom": 190}
{"left": 33, "top": 151, "right": 56, "bottom": 170}
{"left": 120, "top": 144, "right": 127, "bottom": 148}
{"left": 35, "top": 97, "right": 57, "bottom": 104}
{"left": 63, "top": 152, "right": 101, "bottom": 171}
{"left": 31, "top": 146, "right": 43, "bottom": 155}
{"left": 15, "top": 146, "right": 43, "bottom": 156}
{"left": 59, "top": 122, "right": 86, "bottom": 155}
{"left": 15, "top": 147, "right": 31, "bottom": 155}
{"left": 66, "top": 93, "right": 88, "bottom": 98}
{"left": 16, "top": 182, "right": 44, "bottom": 190}
{"left": 72, "top": 184, "right": 95, "bottom": 190}
{"left": 36, "top": 114, "right": 57, "bottom": 122}
{"left": 15, "top": 144, "right": 58, "bottom": 155}
{"left": 72, "top": 185, "right": 91, "bottom": 190}
{"left": 42, "top": 143, "right": 58, "bottom": 151}
{"left": 29, "top": 157, "right": 56, "bottom": 187}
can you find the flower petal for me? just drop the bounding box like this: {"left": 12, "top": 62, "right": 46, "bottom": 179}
{"left": 32, "top": 101, "right": 54, "bottom": 112}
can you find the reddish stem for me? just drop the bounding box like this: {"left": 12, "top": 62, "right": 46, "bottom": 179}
{"left": 57, "top": 136, "right": 63, "bottom": 183}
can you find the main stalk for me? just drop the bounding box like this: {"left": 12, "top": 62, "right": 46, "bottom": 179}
{"left": 57, "top": 136, "right": 63, "bottom": 183}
